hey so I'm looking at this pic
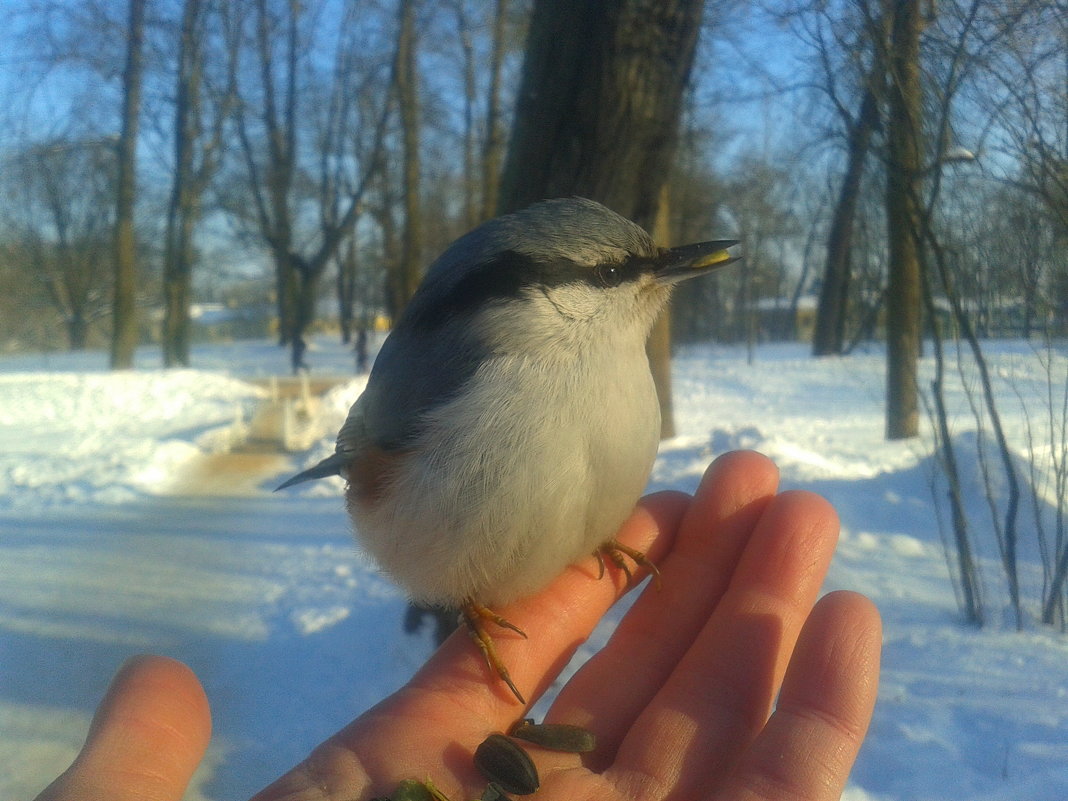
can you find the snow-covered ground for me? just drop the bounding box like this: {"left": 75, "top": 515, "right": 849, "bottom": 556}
{"left": 1, "top": 336, "right": 1066, "bottom": 800}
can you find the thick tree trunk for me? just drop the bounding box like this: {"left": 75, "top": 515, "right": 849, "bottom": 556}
{"left": 884, "top": 0, "right": 925, "bottom": 440}
{"left": 110, "top": 0, "right": 146, "bottom": 369}
{"left": 499, "top": 0, "right": 701, "bottom": 227}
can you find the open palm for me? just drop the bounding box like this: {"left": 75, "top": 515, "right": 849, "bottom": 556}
{"left": 38, "top": 451, "right": 881, "bottom": 801}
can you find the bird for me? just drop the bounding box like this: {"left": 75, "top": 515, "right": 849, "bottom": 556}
{"left": 278, "top": 197, "right": 738, "bottom": 703}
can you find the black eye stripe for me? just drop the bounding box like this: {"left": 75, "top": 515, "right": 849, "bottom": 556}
{"left": 403, "top": 250, "right": 655, "bottom": 331}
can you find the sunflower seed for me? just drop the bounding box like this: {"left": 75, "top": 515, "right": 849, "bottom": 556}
{"left": 473, "top": 734, "right": 540, "bottom": 795}
{"left": 509, "top": 719, "right": 597, "bottom": 753}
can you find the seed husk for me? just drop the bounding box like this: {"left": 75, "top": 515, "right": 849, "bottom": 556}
{"left": 473, "top": 734, "right": 540, "bottom": 795}
{"left": 509, "top": 719, "right": 597, "bottom": 753}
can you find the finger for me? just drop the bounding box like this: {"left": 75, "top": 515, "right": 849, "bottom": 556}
{"left": 250, "top": 492, "right": 691, "bottom": 801}
{"left": 405, "top": 488, "right": 693, "bottom": 720}
{"left": 549, "top": 450, "right": 780, "bottom": 765}
{"left": 35, "top": 655, "right": 212, "bottom": 801}
{"left": 713, "top": 591, "right": 882, "bottom": 801}
{"left": 614, "top": 490, "right": 841, "bottom": 795}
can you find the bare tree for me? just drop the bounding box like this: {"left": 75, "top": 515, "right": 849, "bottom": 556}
{"left": 882, "top": 0, "right": 925, "bottom": 439}
{"left": 233, "top": 0, "right": 390, "bottom": 371}
{"left": 718, "top": 156, "right": 804, "bottom": 350}
{"left": 451, "top": 0, "right": 479, "bottom": 230}
{"left": 814, "top": 83, "right": 881, "bottom": 355}
{"left": 481, "top": 0, "right": 510, "bottom": 223}
{"left": 390, "top": 0, "right": 423, "bottom": 317}
{"left": 110, "top": 0, "right": 147, "bottom": 369}
{"left": 774, "top": 0, "right": 891, "bottom": 357}
{"left": 4, "top": 139, "right": 117, "bottom": 350}
{"left": 161, "top": 0, "right": 239, "bottom": 367}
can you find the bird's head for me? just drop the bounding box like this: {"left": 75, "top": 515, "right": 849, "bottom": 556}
{"left": 398, "top": 197, "right": 739, "bottom": 353}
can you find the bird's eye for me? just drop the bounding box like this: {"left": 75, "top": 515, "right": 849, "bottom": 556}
{"left": 595, "top": 264, "right": 624, "bottom": 288}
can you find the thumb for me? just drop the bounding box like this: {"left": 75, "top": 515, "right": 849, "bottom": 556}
{"left": 35, "top": 655, "right": 212, "bottom": 801}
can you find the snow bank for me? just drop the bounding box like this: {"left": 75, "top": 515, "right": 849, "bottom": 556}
{"left": 0, "top": 371, "right": 265, "bottom": 510}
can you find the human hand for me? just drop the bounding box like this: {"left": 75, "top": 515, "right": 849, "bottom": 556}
{"left": 35, "top": 451, "right": 881, "bottom": 801}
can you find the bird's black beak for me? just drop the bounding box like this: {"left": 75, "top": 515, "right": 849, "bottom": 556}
{"left": 655, "top": 240, "right": 740, "bottom": 285}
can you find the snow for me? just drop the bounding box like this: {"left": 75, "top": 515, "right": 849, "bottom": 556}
{"left": 1, "top": 337, "right": 1067, "bottom": 800}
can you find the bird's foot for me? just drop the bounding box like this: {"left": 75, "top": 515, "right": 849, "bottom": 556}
{"left": 460, "top": 600, "right": 528, "bottom": 705}
{"left": 596, "top": 539, "right": 662, "bottom": 590}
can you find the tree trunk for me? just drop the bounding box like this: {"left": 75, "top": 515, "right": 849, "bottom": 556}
{"left": 499, "top": 0, "right": 701, "bottom": 225}
{"left": 275, "top": 0, "right": 300, "bottom": 348}
{"left": 275, "top": 245, "right": 300, "bottom": 347}
{"left": 337, "top": 234, "right": 357, "bottom": 344}
{"left": 455, "top": 0, "right": 478, "bottom": 229}
{"left": 376, "top": 162, "right": 403, "bottom": 320}
{"left": 162, "top": 0, "right": 203, "bottom": 368}
{"left": 162, "top": 263, "right": 192, "bottom": 365}
{"left": 497, "top": 0, "right": 704, "bottom": 439}
{"left": 395, "top": 0, "right": 423, "bottom": 312}
{"left": 813, "top": 85, "right": 879, "bottom": 357}
{"left": 290, "top": 258, "right": 321, "bottom": 373}
{"left": 68, "top": 314, "right": 88, "bottom": 351}
{"left": 480, "top": 0, "right": 509, "bottom": 222}
{"left": 110, "top": 0, "right": 146, "bottom": 369}
{"left": 884, "top": 0, "right": 924, "bottom": 440}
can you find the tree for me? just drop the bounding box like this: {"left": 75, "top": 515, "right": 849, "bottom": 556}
{"left": 719, "top": 156, "right": 805, "bottom": 350}
{"left": 776, "top": 0, "right": 890, "bottom": 357}
{"left": 813, "top": 83, "right": 881, "bottom": 356}
{"left": 390, "top": 0, "right": 424, "bottom": 317}
{"left": 3, "top": 139, "right": 117, "bottom": 350}
{"left": 161, "top": 0, "right": 239, "bottom": 367}
{"left": 110, "top": 0, "right": 147, "bottom": 369}
{"left": 233, "top": 0, "right": 390, "bottom": 371}
{"left": 882, "top": 0, "right": 925, "bottom": 439}
{"left": 497, "top": 0, "right": 705, "bottom": 437}
{"left": 481, "top": 0, "right": 511, "bottom": 223}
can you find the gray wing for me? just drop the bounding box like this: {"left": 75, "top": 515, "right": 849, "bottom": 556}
{"left": 353, "top": 321, "right": 487, "bottom": 451}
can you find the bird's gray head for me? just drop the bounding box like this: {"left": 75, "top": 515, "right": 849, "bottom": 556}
{"left": 398, "top": 197, "right": 737, "bottom": 349}
{"left": 275, "top": 198, "right": 737, "bottom": 486}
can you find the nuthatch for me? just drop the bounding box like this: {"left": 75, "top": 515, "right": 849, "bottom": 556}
{"left": 279, "top": 197, "right": 738, "bottom": 703}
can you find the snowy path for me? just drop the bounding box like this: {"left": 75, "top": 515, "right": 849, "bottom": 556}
{"left": 0, "top": 493, "right": 423, "bottom": 799}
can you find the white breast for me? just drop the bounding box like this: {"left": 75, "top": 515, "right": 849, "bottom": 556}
{"left": 347, "top": 326, "right": 661, "bottom": 608}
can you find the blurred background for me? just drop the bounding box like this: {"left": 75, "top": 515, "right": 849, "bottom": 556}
{"left": 1, "top": 0, "right": 1063, "bottom": 368}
